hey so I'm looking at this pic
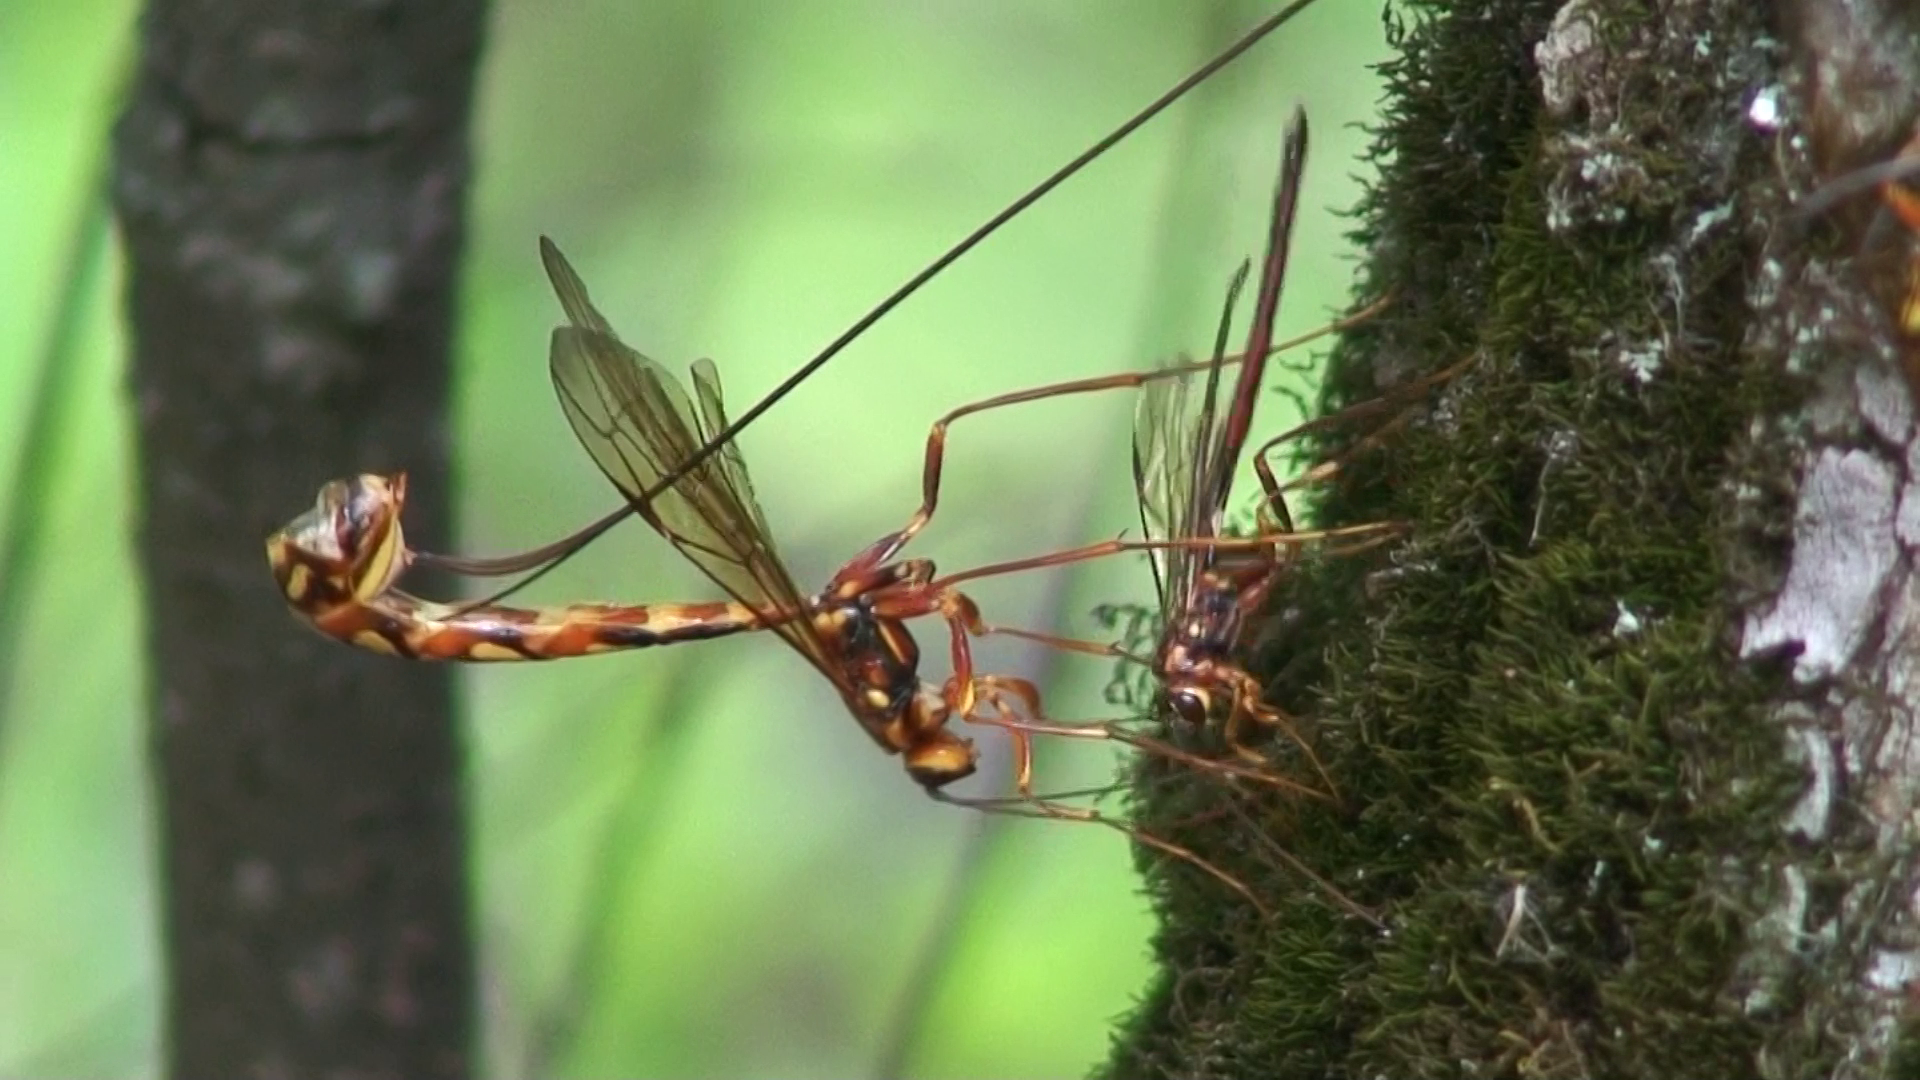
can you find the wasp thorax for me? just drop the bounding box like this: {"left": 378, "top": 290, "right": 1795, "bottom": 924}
{"left": 336, "top": 475, "right": 410, "bottom": 603}
{"left": 267, "top": 473, "right": 413, "bottom": 612}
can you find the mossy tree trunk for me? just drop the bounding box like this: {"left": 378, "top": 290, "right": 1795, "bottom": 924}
{"left": 114, "top": 1, "right": 486, "bottom": 1075}
{"left": 1107, "top": 1, "right": 1920, "bottom": 1077}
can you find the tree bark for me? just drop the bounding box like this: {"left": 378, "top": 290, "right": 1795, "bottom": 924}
{"left": 1106, "top": 0, "right": 1920, "bottom": 1076}
{"left": 113, "top": 2, "right": 485, "bottom": 1076}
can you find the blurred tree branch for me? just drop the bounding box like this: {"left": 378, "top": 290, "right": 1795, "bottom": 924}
{"left": 113, "top": 1, "right": 486, "bottom": 1076}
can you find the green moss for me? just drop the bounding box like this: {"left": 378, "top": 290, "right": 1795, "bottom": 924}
{"left": 1103, "top": 0, "right": 1825, "bottom": 1076}
{"left": 1890, "top": 1025, "right": 1920, "bottom": 1080}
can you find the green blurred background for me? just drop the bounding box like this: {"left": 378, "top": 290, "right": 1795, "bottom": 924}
{"left": 0, "top": 1, "right": 1386, "bottom": 1076}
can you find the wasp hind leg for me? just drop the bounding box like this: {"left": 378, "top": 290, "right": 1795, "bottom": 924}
{"left": 928, "top": 785, "right": 1267, "bottom": 915}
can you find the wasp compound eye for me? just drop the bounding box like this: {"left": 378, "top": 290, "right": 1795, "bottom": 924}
{"left": 1169, "top": 688, "right": 1212, "bottom": 727}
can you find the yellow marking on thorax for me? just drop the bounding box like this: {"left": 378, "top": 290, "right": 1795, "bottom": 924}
{"left": 351, "top": 629, "right": 403, "bottom": 656}
{"left": 652, "top": 610, "right": 712, "bottom": 632}
{"left": 356, "top": 528, "right": 404, "bottom": 603}
{"left": 466, "top": 642, "right": 523, "bottom": 662}
{"left": 1901, "top": 262, "right": 1920, "bottom": 336}
{"left": 283, "top": 564, "right": 314, "bottom": 603}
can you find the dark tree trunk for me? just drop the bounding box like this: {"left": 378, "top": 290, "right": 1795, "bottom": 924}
{"left": 1107, "top": 0, "right": 1920, "bottom": 1077}
{"left": 113, "top": 2, "right": 486, "bottom": 1076}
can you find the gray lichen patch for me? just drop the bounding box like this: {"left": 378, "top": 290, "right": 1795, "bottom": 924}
{"left": 1741, "top": 448, "right": 1899, "bottom": 682}
{"left": 1856, "top": 575, "right": 1920, "bottom": 847}
{"left": 1856, "top": 360, "right": 1914, "bottom": 446}
{"left": 1899, "top": 438, "right": 1920, "bottom": 547}
{"left": 1535, "top": 0, "right": 1603, "bottom": 120}
{"left": 1783, "top": 718, "right": 1837, "bottom": 842}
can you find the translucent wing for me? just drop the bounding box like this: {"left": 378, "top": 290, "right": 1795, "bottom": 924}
{"left": 688, "top": 358, "right": 778, "bottom": 548}
{"left": 542, "top": 242, "right": 844, "bottom": 684}
{"left": 1204, "top": 108, "right": 1306, "bottom": 522}
{"left": 1131, "top": 361, "right": 1207, "bottom": 619}
{"left": 1134, "top": 109, "right": 1307, "bottom": 626}
{"left": 541, "top": 235, "right": 615, "bottom": 334}
{"left": 1132, "top": 260, "right": 1251, "bottom": 620}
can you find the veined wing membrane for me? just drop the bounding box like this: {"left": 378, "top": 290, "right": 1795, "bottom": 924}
{"left": 689, "top": 358, "right": 779, "bottom": 549}
{"left": 540, "top": 236, "right": 615, "bottom": 334}
{"left": 1132, "top": 260, "right": 1252, "bottom": 620}
{"left": 1132, "top": 366, "right": 1203, "bottom": 617}
{"left": 548, "top": 323, "right": 839, "bottom": 681}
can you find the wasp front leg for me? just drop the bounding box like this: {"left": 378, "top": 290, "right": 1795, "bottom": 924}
{"left": 1222, "top": 668, "right": 1337, "bottom": 799}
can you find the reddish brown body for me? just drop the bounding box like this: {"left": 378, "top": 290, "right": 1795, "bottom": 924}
{"left": 268, "top": 469, "right": 995, "bottom": 784}
{"left": 268, "top": 474, "right": 767, "bottom": 662}
{"left": 1154, "top": 559, "right": 1276, "bottom": 729}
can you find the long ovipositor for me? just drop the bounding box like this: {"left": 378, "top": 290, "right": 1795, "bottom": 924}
{"left": 266, "top": 473, "right": 767, "bottom": 661}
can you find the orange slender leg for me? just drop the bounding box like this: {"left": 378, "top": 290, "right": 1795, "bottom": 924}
{"left": 931, "top": 587, "right": 1322, "bottom": 796}
{"left": 922, "top": 568, "right": 1370, "bottom": 913}
{"left": 1211, "top": 792, "right": 1385, "bottom": 930}
{"left": 1251, "top": 353, "right": 1475, "bottom": 511}
{"left": 926, "top": 522, "right": 1407, "bottom": 595}
{"left": 978, "top": 676, "right": 1327, "bottom": 800}
{"left": 920, "top": 536, "right": 1386, "bottom": 803}
{"left": 945, "top": 680, "right": 1375, "bottom": 927}
{"left": 929, "top": 783, "right": 1269, "bottom": 915}
{"left": 930, "top": 673, "right": 1270, "bottom": 915}
{"left": 919, "top": 628, "right": 1289, "bottom": 912}
{"left": 979, "top": 624, "right": 1155, "bottom": 669}
{"left": 931, "top": 587, "right": 1149, "bottom": 671}
{"left": 838, "top": 300, "right": 1394, "bottom": 575}
{"left": 1217, "top": 669, "right": 1339, "bottom": 798}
